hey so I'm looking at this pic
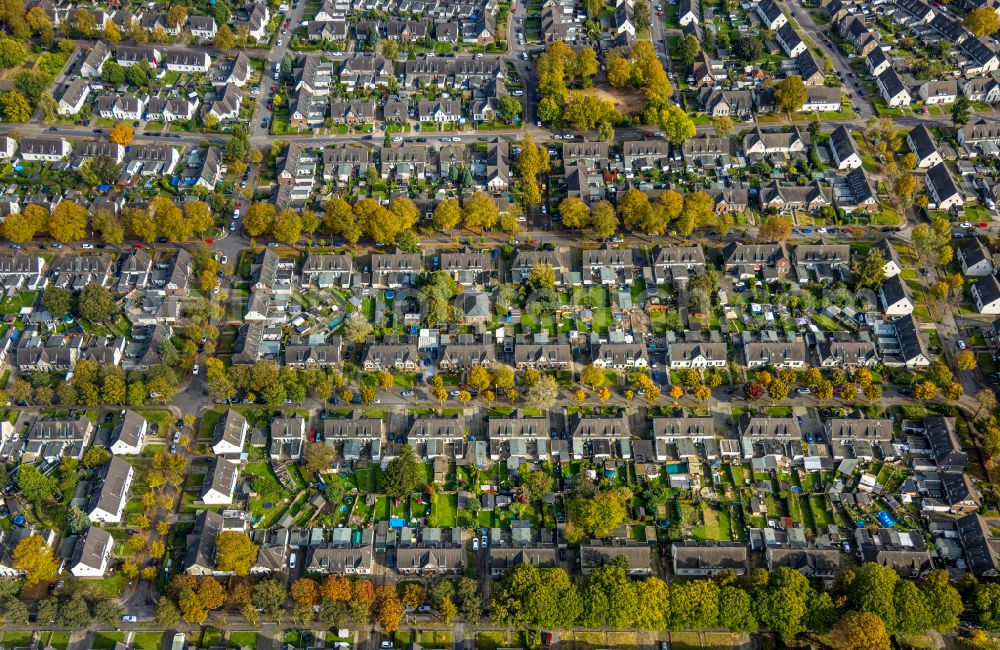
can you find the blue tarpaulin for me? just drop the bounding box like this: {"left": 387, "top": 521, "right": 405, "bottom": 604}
{"left": 389, "top": 517, "right": 406, "bottom": 528}
{"left": 877, "top": 511, "right": 896, "bottom": 527}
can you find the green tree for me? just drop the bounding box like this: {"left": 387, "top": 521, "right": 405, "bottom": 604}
{"left": 849, "top": 563, "right": 900, "bottom": 633}
{"left": 952, "top": 96, "right": 972, "bottom": 126}
{"left": 17, "top": 465, "right": 52, "bottom": 502}
{"left": 433, "top": 197, "right": 462, "bottom": 232}
{"left": 775, "top": 75, "right": 807, "bottom": 113}
{"left": 384, "top": 444, "right": 422, "bottom": 498}
{"left": 568, "top": 487, "right": 631, "bottom": 540}
{"left": 759, "top": 215, "right": 792, "bottom": 241}
{"left": 671, "top": 579, "right": 720, "bottom": 629}
{"left": 712, "top": 115, "right": 735, "bottom": 136}
{"left": 341, "top": 311, "right": 373, "bottom": 344}
{"left": 852, "top": 248, "right": 886, "bottom": 289}
{"left": 753, "top": 567, "right": 814, "bottom": 639}
{"left": 462, "top": 191, "right": 500, "bottom": 232}
{"left": 77, "top": 283, "right": 118, "bottom": 323}
{"left": 517, "top": 465, "right": 554, "bottom": 503}
{"left": 659, "top": 104, "right": 696, "bottom": 144}
{"left": 272, "top": 208, "right": 303, "bottom": 243}
{"left": 252, "top": 579, "right": 287, "bottom": 618}
{"left": 893, "top": 578, "right": 931, "bottom": 634}
{"left": 0, "top": 38, "right": 26, "bottom": 68}
{"left": 579, "top": 561, "right": 638, "bottom": 629}
{"left": 524, "top": 374, "right": 559, "bottom": 410}
{"left": 977, "top": 582, "right": 1000, "bottom": 630}
{"left": 244, "top": 202, "right": 276, "bottom": 237}
{"left": 633, "top": 578, "right": 669, "bottom": 630}
{"left": 719, "top": 586, "right": 757, "bottom": 631}
{"left": 922, "top": 570, "right": 964, "bottom": 632}
{"left": 558, "top": 197, "right": 590, "bottom": 229}
{"left": 49, "top": 201, "right": 89, "bottom": 242}
{"left": 215, "top": 24, "right": 236, "bottom": 49}
{"left": 2, "top": 90, "right": 33, "bottom": 122}
{"left": 590, "top": 200, "right": 619, "bottom": 239}
{"left": 42, "top": 286, "right": 73, "bottom": 317}
{"left": 489, "top": 565, "right": 582, "bottom": 629}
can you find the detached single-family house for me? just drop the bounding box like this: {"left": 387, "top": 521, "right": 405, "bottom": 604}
{"left": 925, "top": 162, "right": 963, "bottom": 211}
{"left": 57, "top": 79, "right": 90, "bottom": 115}
{"left": 973, "top": 275, "right": 1000, "bottom": 314}
{"left": 957, "top": 237, "right": 993, "bottom": 276}
{"left": 87, "top": 456, "right": 134, "bottom": 524}
{"left": 212, "top": 409, "right": 247, "bottom": 456}
{"left": 879, "top": 274, "right": 915, "bottom": 315}
{"left": 69, "top": 527, "right": 114, "bottom": 578}
{"left": 907, "top": 124, "right": 943, "bottom": 168}
{"left": 109, "top": 409, "right": 148, "bottom": 455}
{"left": 201, "top": 459, "right": 239, "bottom": 505}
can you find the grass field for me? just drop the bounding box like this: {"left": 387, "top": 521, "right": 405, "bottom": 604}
{"left": 132, "top": 632, "right": 164, "bottom": 650}
{"left": 429, "top": 492, "right": 458, "bottom": 527}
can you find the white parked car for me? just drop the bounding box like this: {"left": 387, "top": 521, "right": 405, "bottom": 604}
{"left": 192, "top": 364, "right": 200, "bottom": 375}
{"left": 121, "top": 616, "right": 137, "bottom": 623}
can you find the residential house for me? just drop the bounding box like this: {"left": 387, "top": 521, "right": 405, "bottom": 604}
{"left": 581, "top": 544, "right": 652, "bottom": 575}
{"left": 925, "top": 162, "right": 963, "bottom": 210}
{"left": 164, "top": 50, "right": 211, "bottom": 72}
{"left": 743, "top": 341, "right": 808, "bottom": 368}
{"left": 957, "top": 237, "right": 993, "bottom": 276}
{"left": 514, "top": 342, "right": 573, "bottom": 370}
{"left": 919, "top": 79, "right": 958, "bottom": 105}
{"left": 879, "top": 274, "right": 915, "bottom": 315}
{"left": 672, "top": 542, "right": 748, "bottom": 576}
{"left": 667, "top": 341, "right": 727, "bottom": 368}
{"left": 212, "top": 409, "right": 247, "bottom": 456}
{"left": 581, "top": 247, "right": 635, "bottom": 286}
{"left": 20, "top": 137, "right": 71, "bottom": 161}
{"left": 109, "top": 410, "right": 147, "bottom": 455}
{"left": 301, "top": 253, "right": 352, "bottom": 289}
{"left": 877, "top": 68, "right": 912, "bottom": 108}
{"left": 866, "top": 48, "right": 892, "bottom": 77}
{"left": 875, "top": 238, "right": 903, "bottom": 277}
{"left": 69, "top": 527, "right": 114, "bottom": 578}
{"left": 651, "top": 245, "right": 706, "bottom": 285}
{"left": 56, "top": 79, "right": 90, "bottom": 115}
{"left": 777, "top": 23, "right": 807, "bottom": 58}
{"left": 973, "top": 275, "right": 1000, "bottom": 314}
{"left": 80, "top": 40, "right": 111, "bottom": 77}
{"left": 854, "top": 527, "right": 933, "bottom": 577}
{"left": 370, "top": 251, "right": 422, "bottom": 288}
{"left": 956, "top": 513, "right": 1000, "bottom": 577}
{"left": 362, "top": 340, "right": 419, "bottom": 371}
{"left": 201, "top": 459, "right": 239, "bottom": 505}
{"left": 87, "top": 456, "right": 134, "bottom": 524}
{"left": 756, "top": 0, "right": 787, "bottom": 29}
{"left": 440, "top": 249, "right": 491, "bottom": 286}
{"left": 907, "top": 124, "right": 943, "bottom": 168}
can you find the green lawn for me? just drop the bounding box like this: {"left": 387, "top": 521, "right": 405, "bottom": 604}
{"left": 91, "top": 633, "right": 126, "bottom": 650}
{"left": 3, "top": 632, "right": 33, "bottom": 648}
{"left": 132, "top": 633, "right": 164, "bottom": 650}
{"left": 198, "top": 409, "right": 224, "bottom": 441}
{"left": 229, "top": 632, "right": 258, "bottom": 649}
{"left": 429, "top": 492, "right": 458, "bottom": 527}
